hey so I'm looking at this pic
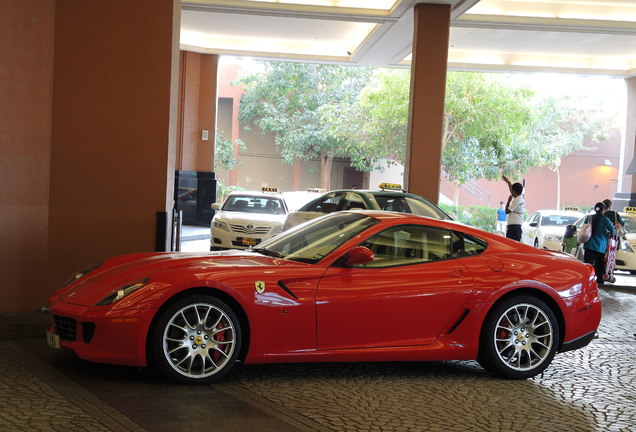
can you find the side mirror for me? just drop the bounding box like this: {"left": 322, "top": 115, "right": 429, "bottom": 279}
{"left": 211, "top": 203, "right": 220, "bottom": 210}
{"left": 529, "top": 222, "right": 537, "bottom": 227}
{"left": 344, "top": 246, "right": 374, "bottom": 267}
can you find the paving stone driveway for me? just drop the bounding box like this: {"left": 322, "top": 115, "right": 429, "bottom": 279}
{"left": 1, "top": 288, "right": 634, "bottom": 432}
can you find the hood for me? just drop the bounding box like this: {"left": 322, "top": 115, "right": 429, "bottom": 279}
{"left": 56, "top": 250, "right": 302, "bottom": 307}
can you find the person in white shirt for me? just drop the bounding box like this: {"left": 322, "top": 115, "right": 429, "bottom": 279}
{"left": 502, "top": 175, "right": 525, "bottom": 241}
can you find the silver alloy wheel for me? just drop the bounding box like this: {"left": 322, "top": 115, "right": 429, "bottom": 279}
{"left": 162, "top": 302, "right": 236, "bottom": 379}
{"left": 493, "top": 303, "right": 553, "bottom": 371}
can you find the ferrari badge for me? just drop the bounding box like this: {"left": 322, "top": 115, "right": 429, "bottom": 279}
{"left": 255, "top": 281, "right": 266, "bottom": 294}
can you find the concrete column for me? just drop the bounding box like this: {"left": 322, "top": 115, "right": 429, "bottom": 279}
{"left": 626, "top": 78, "right": 636, "bottom": 192}
{"left": 176, "top": 52, "right": 219, "bottom": 171}
{"left": 404, "top": 3, "right": 451, "bottom": 203}
{"left": 46, "top": 0, "right": 180, "bottom": 293}
{"left": 0, "top": 0, "right": 54, "bottom": 312}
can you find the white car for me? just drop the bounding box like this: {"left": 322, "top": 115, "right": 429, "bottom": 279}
{"left": 210, "top": 189, "right": 288, "bottom": 250}
{"left": 521, "top": 210, "right": 583, "bottom": 250}
{"left": 574, "top": 211, "right": 636, "bottom": 274}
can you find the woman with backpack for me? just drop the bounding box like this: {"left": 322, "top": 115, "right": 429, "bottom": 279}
{"left": 583, "top": 202, "right": 615, "bottom": 285}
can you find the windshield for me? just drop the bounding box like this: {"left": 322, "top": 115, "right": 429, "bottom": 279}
{"left": 540, "top": 215, "right": 579, "bottom": 226}
{"left": 254, "top": 213, "right": 379, "bottom": 264}
{"left": 221, "top": 195, "right": 285, "bottom": 215}
{"left": 622, "top": 215, "right": 636, "bottom": 233}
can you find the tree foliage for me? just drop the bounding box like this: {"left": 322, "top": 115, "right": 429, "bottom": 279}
{"left": 237, "top": 61, "right": 613, "bottom": 188}
{"left": 214, "top": 133, "right": 246, "bottom": 171}
{"left": 237, "top": 61, "right": 372, "bottom": 189}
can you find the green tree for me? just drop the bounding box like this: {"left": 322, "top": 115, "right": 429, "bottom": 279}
{"left": 214, "top": 133, "right": 246, "bottom": 171}
{"left": 237, "top": 61, "right": 372, "bottom": 189}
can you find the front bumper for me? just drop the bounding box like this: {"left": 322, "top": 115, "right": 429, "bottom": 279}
{"left": 48, "top": 300, "right": 157, "bottom": 367}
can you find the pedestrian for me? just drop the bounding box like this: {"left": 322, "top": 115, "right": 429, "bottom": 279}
{"left": 502, "top": 175, "right": 525, "bottom": 241}
{"left": 602, "top": 199, "right": 625, "bottom": 238}
{"left": 583, "top": 202, "right": 615, "bottom": 285}
{"left": 495, "top": 201, "right": 507, "bottom": 235}
{"left": 562, "top": 224, "right": 577, "bottom": 255}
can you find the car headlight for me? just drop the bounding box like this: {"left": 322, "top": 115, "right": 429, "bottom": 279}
{"left": 622, "top": 241, "right": 634, "bottom": 253}
{"left": 271, "top": 225, "right": 283, "bottom": 235}
{"left": 62, "top": 263, "right": 102, "bottom": 288}
{"left": 213, "top": 220, "right": 230, "bottom": 231}
{"left": 95, "top": 278, "right": 149, "bottom": 306}
{"left": 544, "top": 234, "right": 562, "bottom": 243}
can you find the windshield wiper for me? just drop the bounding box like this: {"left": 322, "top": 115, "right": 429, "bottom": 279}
{"left": 251, "top": 247, "right": 285, "bottom": 259}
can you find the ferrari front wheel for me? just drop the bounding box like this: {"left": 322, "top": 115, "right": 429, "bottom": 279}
{"left": 478, "top": 295, "right": 559, "bottom": 379}
{"left": 152, "top": 295, "right": 241, "bottom": 384}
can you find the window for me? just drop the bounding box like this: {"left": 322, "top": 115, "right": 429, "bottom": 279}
{"left": 357, "top": 225, "right": 450, "bottom": 268}
{"left": 305, "top": 192, "right": 344, "bottom": 213}
{"left": 338, "top": 192, "right": 366, "bottom": 211}
{"left": 354, "top": 225, "right": 487, "bottom": 268}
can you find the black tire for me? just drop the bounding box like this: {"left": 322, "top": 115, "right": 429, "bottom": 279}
{"left": 478, "top": 295, "right": 559, "bottom": 379}
{"left": 151, "top": 295, "right": 241, "bottom": 384}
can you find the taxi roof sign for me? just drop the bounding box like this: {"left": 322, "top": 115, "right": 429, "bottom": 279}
{"left": 306, "top": 188, "right": 325, "bottom": 193}
{"left": 261, "top": 187, "right": 280, "bottom": 193}
{"left": 624, "top": 206, "right": 636, "bottom": 213}
{"left": 563, "top": 206, "right": 579, "bottom": 212}
{"left": 379, "top": 182, "right": 402, "bottom": 191}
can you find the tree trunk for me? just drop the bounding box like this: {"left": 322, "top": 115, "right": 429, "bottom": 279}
{"left": 320, "top": 154, "right": 333, "bottom": 190}
{"left": 453, "top": 183, "right": 461, "bottom": 206}
{"left": 556, "top": 166, "right": 561, "bottom": 210}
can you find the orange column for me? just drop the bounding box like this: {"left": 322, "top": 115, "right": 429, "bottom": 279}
{"left": 197, "top": 54, "right": 218, "bottom": 171}
{"left": 176, "top": 52, "right": 219, "bottom": 171}
{"left": 404, "top": 3, "right": 451, "bottom": 203}
{"left": 46, "top": 0, "right": 180, "bottom": 294}
{"left": 625, "top": 77, "right": 636, "bottom": 195}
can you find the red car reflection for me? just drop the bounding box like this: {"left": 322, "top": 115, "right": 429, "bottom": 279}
{"left": 47, "top": 211, "right": 601, "bottom": 383}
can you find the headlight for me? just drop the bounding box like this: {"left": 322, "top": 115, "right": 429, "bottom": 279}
{"left": 622, "top": 241, "right": 634, "bottom": 253}
{"left": 62, "top": 263, "right": 102, "bottom": 288}
{"left": 271, "top": 225, "right": 283, "bottom": 235}
{"left": 544, "top": 234, "right": 562, "bottom": 242}
{"left": 213, "top": 220, "right": 230, "bottom": 231}
{"left": 95, "top": 278, "right": 149, "bottom": 306}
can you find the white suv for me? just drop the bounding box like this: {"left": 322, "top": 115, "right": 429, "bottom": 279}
{"left": 210, "top": 189, "right": 288, "bottom": 250}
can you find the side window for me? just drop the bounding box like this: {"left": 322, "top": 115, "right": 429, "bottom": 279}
{"left": 356, "top": 225, "right": 452, "bottom": 268}
{"left": 450, "top": 231, "right": 487, "bottom": 258}
{"left": 305, "top": 192, "right": 343, "bottom": 213}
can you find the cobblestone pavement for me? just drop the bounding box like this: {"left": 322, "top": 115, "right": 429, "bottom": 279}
{"left": 220, "top": 289, "right": 636, "bottom": 432}
{"left": 2, "top": 287, "right": 635, "bottom": 432}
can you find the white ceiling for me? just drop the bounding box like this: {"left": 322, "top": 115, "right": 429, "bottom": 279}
{"left": 181, "top": 0, "right": 636, "bottom": 77}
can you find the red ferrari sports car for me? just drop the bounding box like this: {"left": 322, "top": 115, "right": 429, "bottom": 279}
{"left": 47, "top": 211, "right": 601, "bottom": 383}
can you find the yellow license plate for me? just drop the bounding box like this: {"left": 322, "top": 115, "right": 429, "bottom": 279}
{"left": 46, "top": 330, "right": 60, "bottom": 349}
{"left": 242, "top": 237, "right": 258, "bottom": 246}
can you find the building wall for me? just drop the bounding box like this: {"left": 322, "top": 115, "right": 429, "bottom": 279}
{"left": 439, "top": 128, "right": 623, "bottom": 215}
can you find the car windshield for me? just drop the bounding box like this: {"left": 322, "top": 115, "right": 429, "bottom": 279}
{"left": 372, "top": 194, "right": 451, "bottom": 220}
{"left": 253, "top": 213, "right": 379, "bottom": 264}
{"left": 541, "top": 215, "right": 579, "bottom": 226}
{"left": 222, "top": 196, "right": 285, "bottom": 215}
{"left": 622, "top": 215, "right": 636, "bottom": 233}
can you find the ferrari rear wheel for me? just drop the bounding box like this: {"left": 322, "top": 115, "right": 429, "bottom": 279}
{"left": 152, "top": 295, "right": 241, "bottom": 384}
{"left": 478, "top": 295, "right": 559, "bottom": 379}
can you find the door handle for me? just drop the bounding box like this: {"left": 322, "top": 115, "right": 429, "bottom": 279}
{"left": 449, "top": 269, "right": 464, "bottom": 278}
